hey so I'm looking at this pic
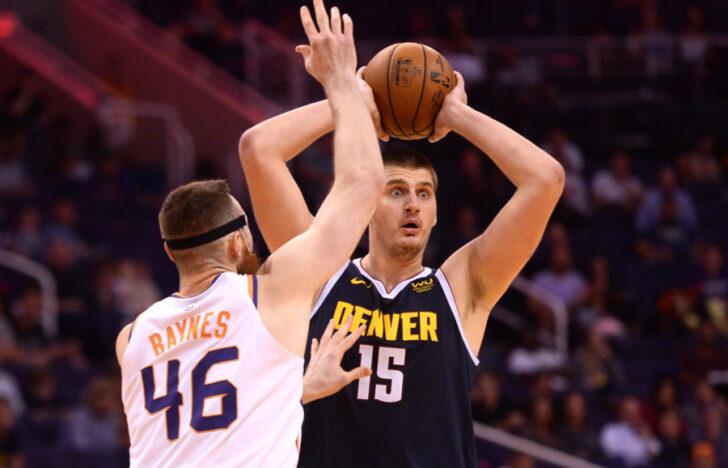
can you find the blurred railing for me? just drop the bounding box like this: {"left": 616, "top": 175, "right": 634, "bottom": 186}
{"left": 474, "top": 422, "right": 604, "bottom": 468}
{"left": 0, "top": 249, "right": 58, "bottom": 339}
{"left": 0, "top": 11, "right": 195, "bottom": 189}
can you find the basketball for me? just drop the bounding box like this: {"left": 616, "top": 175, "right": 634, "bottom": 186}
{"left": 363, "top": 43, "right": 455, "bottom": 140}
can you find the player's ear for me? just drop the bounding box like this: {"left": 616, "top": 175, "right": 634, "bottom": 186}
{"left": 229, "top": 231, "right": 243, "bottom": 258}
{"left": 433, "top": 215, "right": 437, "bottom": 228}
{"left": 163, "top": 243, "right": 175, "bottom": 263}
{"left": 241, "top": 225, "right": 254, "bottom": 253}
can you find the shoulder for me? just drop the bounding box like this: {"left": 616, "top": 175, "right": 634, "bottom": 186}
{"left": 115, "top": 322, "right": 134, "bottom": 366}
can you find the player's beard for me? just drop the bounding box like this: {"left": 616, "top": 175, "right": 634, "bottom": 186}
{"left": 388, "top": 237, "right": 426, "bottom": 261}
{"left": 237, "top": 249, "right": 260, "bottom": 275}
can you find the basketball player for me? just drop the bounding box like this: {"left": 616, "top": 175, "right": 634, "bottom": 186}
{"left": 239, "top": 64, "right": 565, "bottom": 465}
{"left": 115, "top": 2, "right": 384, "bottom": 466}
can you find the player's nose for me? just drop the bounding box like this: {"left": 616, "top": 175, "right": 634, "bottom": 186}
{"left": 403, "top": 192, "right": 420, "bottom": 213}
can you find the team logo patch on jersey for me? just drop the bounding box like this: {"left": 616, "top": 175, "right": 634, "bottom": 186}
{"left": 411, "top": 278, "right": 434, "bottom": 293}
{"left": 351, "top": 277, "right": 372, "bottom": 288}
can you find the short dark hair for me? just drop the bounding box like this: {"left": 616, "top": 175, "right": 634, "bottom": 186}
{"left": 159, "top": 179, "right": 239, "bottom": 241}
{"left": 382, "top": 149, "right": 438, "bottom": 190}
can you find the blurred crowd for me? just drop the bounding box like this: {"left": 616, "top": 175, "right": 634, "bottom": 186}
{"left": 1, "top": 1, "right": 728, "bottom": 467}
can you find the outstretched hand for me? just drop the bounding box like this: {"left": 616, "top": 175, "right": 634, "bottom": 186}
{"left": 302, "top": 315, "right": 371, "bottom": 404}
{"left": 295, "top": 0, "right": 357, "bottom": 88}
{"left": 429, "top": 71, "right": 467, "bottom": 143}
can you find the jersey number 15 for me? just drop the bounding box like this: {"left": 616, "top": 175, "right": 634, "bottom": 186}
{"left": 141, "top": 346, "right": 238, "bottom": 441}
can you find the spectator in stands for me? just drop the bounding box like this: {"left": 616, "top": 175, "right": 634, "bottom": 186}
{"left": 442, "top": 5, "right": 485, "bottom": 85}
{"left": 695, "top": 406, "right": 728, "bottom": 466}
{"left": 571, "top": 328, "right": 626, "bottom": 398}
{"left": 21, "top": 369, "right": 65, "bottom": 456}
{"left": 540, "top": 127, "right": 589, "bottom": 217}
{"left": 684, "top": 243, "right": 728, "bottom": 334}
{"left": 113, "top": 258, "right": 161, "bottom": 324}
{"left": 592, "top": 151, "right": 643, "bottom": 212}
{"left": 0, "top": 398, "right": 23, "bottom": 468}
{"left": 471, "top": 372, "right": 528, "bottom": 434}
{"left": 46, "top": 199, "right": 87, "bottom": 256}
{"left": 506, "top": 452, "right": 535, "bottom": 468}
{"left": 676, "top": 134, "right": 722, "bottom": 185}
{"left": 532, "top": 243, "right": 588, "bottom": 311}
{"left": 558, "top": 392, "right": 600, "bottom": 460}
{"left": 679, "top": 322, "right": 728, "bottom": 387}
{"left": 636, "top": 166, "right": 698, "bottom": 234}
{"left": 0, "top": 125, "right": 33, "bottom": 196}
{"left": 522, "top": 396, "right": 561, "bottom": 448}
{"left": 10, "top": 206, "right": 45, "bottom": 260}
{"left": 507, "top": 329, "right": 564, "bottom": 377}
{"left": 682, "top": 380, "right": 728, "bottom": 442}
{"left": 0, "top": 371, "right": 23, "bottom": 419}
{"left": 655, "top": 410, "right": 691, "bottom": 467}
{"left": 575, "top": 255, "right": 626, "bottom": 339}
{"left": 690, "top": 441, "right": 717, "bottom": 468}
{"left": 643, "top": 378, "right": 681, "bottom": 431}
{"left": 680, "top": 5, "right": 708, "bottom": 67}
{"left": 45, "top": 237, "right": 90, "bottom": 339}
{"left": 65, "top": 377, "right": 122, "bottom": 455}
{"left": 494, "top": 44, "right": 542, "bottom": 88}
{"left": 600, "top": 396, "right": 661, "bottom": 466}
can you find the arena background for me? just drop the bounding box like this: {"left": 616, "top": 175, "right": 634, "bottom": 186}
{"left": 1, "top": 0, "right": 728, "bottom": 467}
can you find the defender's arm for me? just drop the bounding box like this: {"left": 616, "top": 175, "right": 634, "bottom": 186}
{"left": 257, "top": 1, "right": 384, "bottom": 355}
{"left": 438, "top": 74, "right": 565, "bottom": 354}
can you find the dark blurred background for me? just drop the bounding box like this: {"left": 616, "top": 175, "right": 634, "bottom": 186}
{"left": 1, "top": 0, "right": 728, "bottom": 467}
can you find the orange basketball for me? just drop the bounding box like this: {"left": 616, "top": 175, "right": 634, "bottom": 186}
{"left": 363, "top": 42, "right": 455, "bottom": 140}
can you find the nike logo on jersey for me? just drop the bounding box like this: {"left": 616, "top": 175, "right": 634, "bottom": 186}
{"left": 351, "top": 277, "right": 372, "bottom": 288}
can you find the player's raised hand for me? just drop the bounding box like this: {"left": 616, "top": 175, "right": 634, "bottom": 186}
{"left": 428, "top": 71, "right": 468, "bottom": 143}
{"left": 295, "top": 0, "right": 356, "bottom": 88}
{"left": 357, "top": 66, "right": 389, "bottom": 142}
{"left": 302, "top": 315, "right": 371, "bottom": 404}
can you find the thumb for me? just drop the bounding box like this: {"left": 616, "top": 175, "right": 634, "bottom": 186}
{"left": 428, "top": 127, "right": 448, "bottom": 143}
{"left": 295, "top": 45, "right": 311, "bottom": 59}
{"left": 345, "top": 366, "right": 372, "bottom": 383}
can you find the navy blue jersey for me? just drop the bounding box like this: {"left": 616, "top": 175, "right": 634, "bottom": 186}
{"left": 298, "top": 259, "right": 479, "bottom": 468}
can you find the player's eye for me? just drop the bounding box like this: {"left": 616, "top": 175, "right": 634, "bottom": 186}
{"left": 391, "top": 188, "right": 402, "bottom": 197}
{"left": 418, "top": 191, "right": 429, "bottom": 199}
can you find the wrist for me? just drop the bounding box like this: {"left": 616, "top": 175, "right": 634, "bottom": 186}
{"left": 438, "top": 99, "right": 468, "bottom": 132}
{"left": 323, "top": 74, "right": 358, "bottom": 95}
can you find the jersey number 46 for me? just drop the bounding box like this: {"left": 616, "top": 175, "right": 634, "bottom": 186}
{"left": 141, "top": 346, "right": 238, "bottom": 441}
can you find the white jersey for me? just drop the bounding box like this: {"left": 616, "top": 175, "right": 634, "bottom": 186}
{"left": 121, "top": 272, "right": 304, "bottom": 468}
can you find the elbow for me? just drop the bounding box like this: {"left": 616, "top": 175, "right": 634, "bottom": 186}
{"left": 238, "top": 126, "right": 262, "bottom": 164}
{"left": 540, "top": 160, "right": 566, "bottom": 196}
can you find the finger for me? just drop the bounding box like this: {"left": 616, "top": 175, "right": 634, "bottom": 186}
{"left": 453, "top": 71, "right": 464, "bottom": 90}
{"left": 341, "top": 324, "right": 367, "bottom": 350}
{"left": 344, "top": 366, "right": 372, "bottom": 382}
{"left": 310, "top": 338, "right": 319, "bottom": 356}
{"left": 342, "top": 13, "right": 353, "bottom": 38}
{"left": 428, "top": 128, "right": 448, "bottom": 143}
{"left": 300, "top": 6, "right": 318, "bottom": 38}
{"left": 319, "top": 319, "right": 336, "bottom": 347}
{"left": 330, "top": 6, "right": 341, "bottom": 34}
{"left": 356, "top": 66, "right": 366, "bottom": 80}
{"left": 313, "top": 0, "right": 330, "bottom": 33}
{"left": 371, "top": 110, "right": 389, "bottom": 142}
{"left": 332, "top": 315, "right": 354, "bottom": 345}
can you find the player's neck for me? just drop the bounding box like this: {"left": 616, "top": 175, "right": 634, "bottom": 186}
{"left": 177, "top": 265, "right": 233, "bottom": 298}
{"left": 360, "top": 252, "right": 424, "bottom": 293}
